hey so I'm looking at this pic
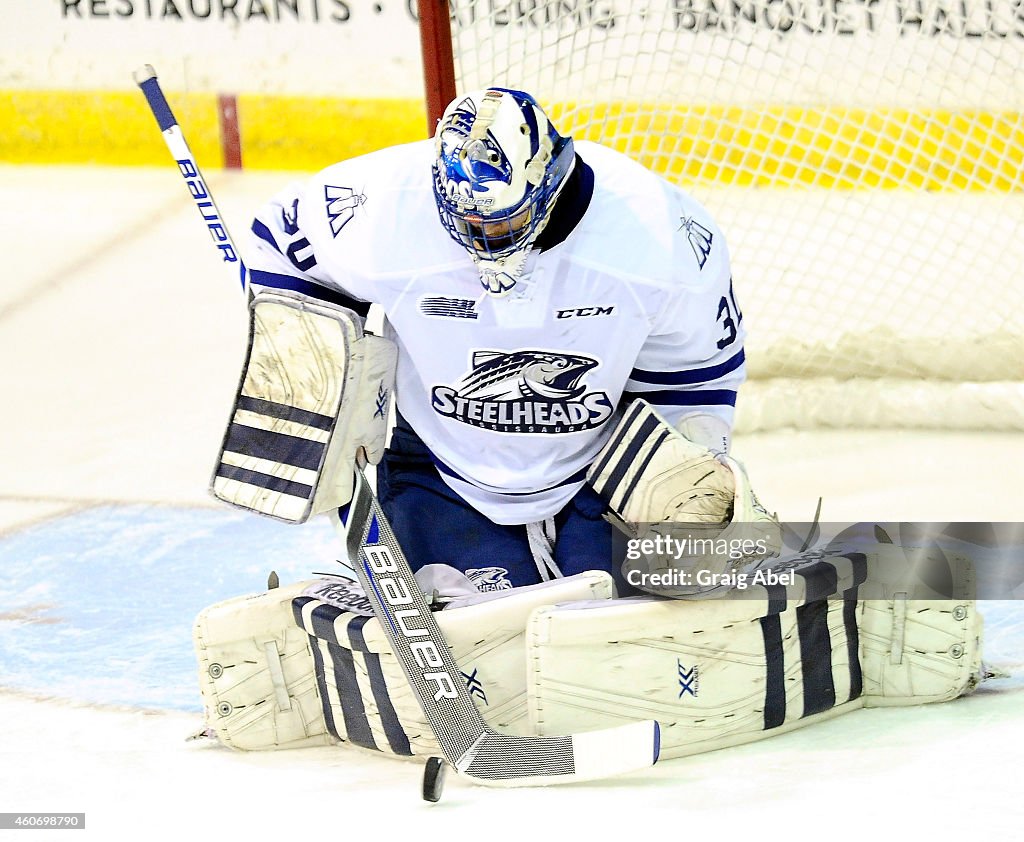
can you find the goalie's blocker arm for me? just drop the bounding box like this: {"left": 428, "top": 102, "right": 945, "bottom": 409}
{"left": 211, "top": 288, "right": 397, "bottom": 523}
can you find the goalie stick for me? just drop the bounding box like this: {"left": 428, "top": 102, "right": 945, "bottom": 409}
{"left": 335, "top": 462, "right": 660, "bottom": 786}
{"left": 134, "top": 65, "right": 661, "bottom": 788}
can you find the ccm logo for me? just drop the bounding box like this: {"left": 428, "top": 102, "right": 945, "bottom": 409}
{"left": 363, "top": 545, "right": 459, "bottom": 702}
{"left": 556, "top": 306, "right": 615, "bottom": 319}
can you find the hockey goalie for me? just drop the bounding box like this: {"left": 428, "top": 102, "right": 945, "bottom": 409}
{"left": 191, "top": 87, "right": 987, "bottom": 772}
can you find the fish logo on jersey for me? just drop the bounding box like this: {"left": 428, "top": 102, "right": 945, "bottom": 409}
{"left": 324, "top": 185, "right": 367, "bottom": 237}
{"left": 679, "top": 215, "right": 713, "bottom": 270}
{"left": 460, "top": 350, "right": 596, "bottom": 401}
{"left": 466, "top": 567, "right": 514, "bottom": 592}
{"left": 431, "top": 350, "right": 614, "bottom": 434}
{"left": 436, "top": 96, "right": 513, "bottom": 207}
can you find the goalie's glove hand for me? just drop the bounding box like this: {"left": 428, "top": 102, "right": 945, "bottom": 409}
{"left": 659, "top": 446, "right": 736, "bottom": 525}
{"left": 588, "top": 400, "right": 781, "bottom": 597}
{"left": 589, "top": 400, "right": 743, "bottom": 529}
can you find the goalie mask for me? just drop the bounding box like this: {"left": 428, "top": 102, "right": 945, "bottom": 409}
{"left": 432, "top": 88, "right": 576, "bottom": 296}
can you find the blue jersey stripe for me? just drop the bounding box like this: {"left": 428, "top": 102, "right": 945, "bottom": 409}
{"left": 431, "top": 453, "right": 588, "bottom": 497}
{"left": 624, "top": 389, "right": 737, "bottom": 407}
{"left": 249, "top": 270, "right": 372, "bottom": 316}
{"left": 251, "top": 218, "right": 281, "bottom": 253}
{"left": 629, "top": 349, "right": 745, "bottom": 386}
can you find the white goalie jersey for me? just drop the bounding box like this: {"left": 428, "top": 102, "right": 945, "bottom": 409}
{"left": 244, "top": 140, "right": 745, "bottom": 525}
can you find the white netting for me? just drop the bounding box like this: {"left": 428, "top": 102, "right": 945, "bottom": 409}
{"left": 442, "top": 0, "right": 1024, "bottom": 430}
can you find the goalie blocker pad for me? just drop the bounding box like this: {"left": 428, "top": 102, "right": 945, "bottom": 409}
{"left": 211, "top": 289, "right": 397, "bottom": 523}
{"left": 194, "top": 544, "right": 983, "bottom": 761}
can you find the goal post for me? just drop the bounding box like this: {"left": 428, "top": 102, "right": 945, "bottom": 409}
{"left": 416, "top": 0, "right": 1024, "bottom": 431}
{"left": 418, "top": 0, "right": 458, "bottom": 136}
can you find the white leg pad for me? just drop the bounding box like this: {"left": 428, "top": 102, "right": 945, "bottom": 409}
{"left": 194, "top": 571, "right": 615, "bottom": 755}
{"left": 193, "top": 582, "right": 335, "bottom": 751}
{"left": 525, "top": 548, "right": 984, "bottom": 759}
{"left": 859, "top": 599, "right": 984, "bottom": 706}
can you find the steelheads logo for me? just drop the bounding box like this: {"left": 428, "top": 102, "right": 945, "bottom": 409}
{"left": 431, "top": 350, "right": 613, "bottom": 434}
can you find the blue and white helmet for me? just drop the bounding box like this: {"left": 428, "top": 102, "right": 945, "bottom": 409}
{"left": 432, "top": 88, "right": 575, "bottom": 295}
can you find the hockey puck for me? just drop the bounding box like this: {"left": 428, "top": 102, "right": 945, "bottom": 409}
{"left": 422, "top": 756, "right": 447, "bottom": 802}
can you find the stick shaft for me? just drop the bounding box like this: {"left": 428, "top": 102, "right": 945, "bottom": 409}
{"left": 134, "top": 65, "right": 248, "bottom": 295}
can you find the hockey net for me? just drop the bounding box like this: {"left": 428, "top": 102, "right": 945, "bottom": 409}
{"left": 421, "top": 0, "right": 1024, "bottom": 431}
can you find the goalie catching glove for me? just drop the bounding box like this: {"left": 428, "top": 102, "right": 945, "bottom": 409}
{"left": 587, "top": 399, "right": 780, "bottom": 597}
{"left": 211, "top": 288, "right": 397, "bottom": 523}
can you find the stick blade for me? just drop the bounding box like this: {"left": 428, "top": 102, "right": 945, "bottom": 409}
{"left": 462, "top": 719, "right": 660, "bottom": 788}
{"left": 569, "top": 718, "right": 661, "bottom": 781}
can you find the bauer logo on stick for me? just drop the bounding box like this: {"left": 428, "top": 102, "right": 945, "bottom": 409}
{"left": 362, "top": 515, "right": 460, "bottom": 703}
{"left": 177, "top": 158, "right": 238, "bottom": 264}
